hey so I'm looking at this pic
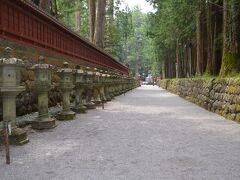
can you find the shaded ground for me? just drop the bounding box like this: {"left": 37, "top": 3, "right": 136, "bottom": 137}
{"left": 1, "top": 85, "right": 240, "bottom": 180}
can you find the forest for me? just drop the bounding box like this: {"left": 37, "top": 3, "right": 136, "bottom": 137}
{"left": 31, "top": 0, "right": 240, "bottom": 79}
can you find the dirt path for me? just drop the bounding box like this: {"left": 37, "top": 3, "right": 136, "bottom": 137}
{"left": 1, "top": 85, "right": 240, "bottom": 180}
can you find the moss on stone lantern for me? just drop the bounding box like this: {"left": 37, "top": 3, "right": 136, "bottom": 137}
{"left": 0, "top": 47, "right": 29, "bottom": 145}
{"left": 99, "top": 70, "right": 107, "bottom": 102}
{"left": 31, "top": 56, "right": 56, "bottom": 130}
{"left": 104, "top": 71, "right": 112, "bottom": 101}
{"left": 57, "top": 62, "right": 75, "bottom": 120}
{"left": 85, "top": 67, "right": 96, "bottom": 109}
{"left": 72, "top": 65, "right": 87, "bottom": 113}
{"left": 93, "top": 68, "right": 102, "bottom": 105}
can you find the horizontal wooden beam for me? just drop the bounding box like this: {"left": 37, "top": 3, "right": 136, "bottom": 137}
{"left": 0, "top": 0, "right": 129, "bottom": 74}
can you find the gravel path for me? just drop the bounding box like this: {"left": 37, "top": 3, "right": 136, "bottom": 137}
{"left": 1, "top": 85, "right": 240, "bottom": 180}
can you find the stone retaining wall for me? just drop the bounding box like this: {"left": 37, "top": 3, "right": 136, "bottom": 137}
{"left": 159, "top": 78, "right": 240, "bottom": 122}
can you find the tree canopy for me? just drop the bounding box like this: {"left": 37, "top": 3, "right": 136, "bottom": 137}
{"left": 32, "top": 0, "right": 240, "bottom": 78}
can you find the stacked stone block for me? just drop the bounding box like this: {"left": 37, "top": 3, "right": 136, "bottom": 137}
{"left": 159, "top": 78, "right": 240, "bottom": 122}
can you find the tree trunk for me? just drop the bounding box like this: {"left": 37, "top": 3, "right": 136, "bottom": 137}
{"left": 219, "top": 0, "right": 240, "bottom": 76}
{"left": 88, "top": 0, "right": 96, "bottom": 42}
{"left": 188, "top": 45, "right": 192, "bottom": 77}
{"left": 135, "top": 45, "right": 140, "bottom": 78}
{"left": 32, "top": 0, "right": 40, "bottom": 6}
{"left": 213, "top": 0, "right": 223, "bottom": 75}
{"left": 179, "top": 42, "right": 184, "bottom": 77}
{"left": 212, "top": 17, "right": 217, "bottom": 75}
{"left": 196, "top": 2, "right": 204, "bottom": 76}
{"left": 52, "top": 0, "right": 58, "bottom": 17}
{"left": 75, "top": 11, "right": 81, "bottom": 34}
{"left": 104, "top": 0, "right": 115, "bottom": 53}
{"left": 162, "top": 60, "right": 166, "bottom": 79}
{"left": 39, "top": 0, "right": 51, "bottom": 12}
{"left": 94, "top": 0, "right": 107, "bottom": 48}
{"left": 53, "top": 0, "right": 57, "bottom": 15}
{"left": 124, "top": 40, "right": 128, "bottom": 63}
{"left": 232, "top": 0, "right": 240, "bottom": 54}
{"left": 176, "top": 40, "right": 179, "bottom": 78}
{"left": 75, "top": 1, "right": 81, "bottom": 34}
{"left": 184, "top": 44, "right": 189, "bottom": 77}
{"left": 205, "top": 1, "right": 213, "bottom": 74}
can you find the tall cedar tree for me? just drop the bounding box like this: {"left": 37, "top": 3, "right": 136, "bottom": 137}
{"left": 88, "top": 0, "right": 96, "bottom": 42}
{"left": 94, "top": 0, "right": 107, "bottom": 48}
{"left": 219, "top": 0, "right": 240, "bottom": 76}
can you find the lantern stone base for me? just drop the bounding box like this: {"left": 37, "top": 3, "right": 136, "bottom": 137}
{"left": 94, "top": 100, "right": 102, "bottom": 105}
{"left": 31, "top": 118, "right": 56, "bottom": 130}
{"left": 57, "top": 110, "right": 75, "bottom": 121}
{"left": 9, "top": 127, "right": 29, "bottom": 145}
{"left": 110, "top": 95, "right": 115, "bottom": 100}
{"left": 106, "top": 97, "right": 112, "bottom": 101}
{"left": 72, "top": 105, "right": 87, "bottom": 113}
{"left": 109, "top": 92, "right": 114, "bottom": 98}
{"left": 85, "top": 102, "right": 96, "bottom": 109}
{"left": 102, "top": 99, "right": 107, "bottom": 103}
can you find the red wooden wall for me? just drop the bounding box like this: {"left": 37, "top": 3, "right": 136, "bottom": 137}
{"left": 0, "top": 0, "right": 129, "bottom": 74}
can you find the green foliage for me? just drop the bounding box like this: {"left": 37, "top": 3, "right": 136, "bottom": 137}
{"left": 104, "top": 4, "right": 156, "bottom": 76}
{"left": 104, "top": 3, "right": 134, "bottom": 60}
{"left": 56, "top": 0, "right": 89, "bottom": 37}
{"left": 147, "top": 0, "right": 197, "bottom": 76}
{"left": 55, "top": 0, "right": 156, "bottom": 76}
{"left": 201, "top": 71, "right": 216, "bottom": 79}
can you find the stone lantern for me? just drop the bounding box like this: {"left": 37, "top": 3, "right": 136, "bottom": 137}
{"left": 57, "top": 62, "right": 75, "bottom": 120}
{"left": 117, "top": 74, "right": 123, "bottom": 95}
{"left": 108, "top": 72, "right": 116, "bottom": 98}
{"left": 122, "top": 75, "right": 128, "bottom": 93}
{"left": 93, "top": 68, "right": 100, "bottom": 84}
{"left": 85, "top": 67, "right": 93, "bottom": 84}
{"left": 93, "top": 68, "right": 102, "bottom": 105}
{"left": 31, "top": 56, "right": 56, "bottom": 130}
{"left": 99, "top": 70, "right": 107, "bottom": 102}
{"left": 72, "top": 65, "right": 87, "bottom": 113}
{"left": 115, "top": 74, "right": 121, "bottom": 95}
{"left": 85, "top": 67, "right": 95, "bottom": 109}
{"left": 0, "top": 47, "right": 29, "bottom": 145}
{"left": 104, "top": 72, "right": 112, "bottom": 101}
{"left": 112, "top": 73, "right": 119, "bottom": 96}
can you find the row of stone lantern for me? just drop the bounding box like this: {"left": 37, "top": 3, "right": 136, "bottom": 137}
{"left": 0, "top": 47, "right": 138, "bottom": 145}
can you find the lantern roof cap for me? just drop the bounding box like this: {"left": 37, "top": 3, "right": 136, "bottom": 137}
{"left": 57, "top": 61, "right": 73, "bottom": 73}
{"left": 0, "top": 47, "right": 25, "bottom": 66}
{"left": 32, "top": 56, "right": 52, "bottom": 69}
{"left": 75, "top": 65, "right": 84, "bottom": 74}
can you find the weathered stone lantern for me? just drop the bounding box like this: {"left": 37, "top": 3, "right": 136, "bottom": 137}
{"left": 85, "top": 67, "right": 93, "bottom": 84}
{"left": 108, "top": 72, "right": 116, "bottom": 98}
{"left": 122, "top": 75, "right": 128, "bottom": 93}
{"left": 112, "top": 73, "right": 119, "bottom": 96}
{"left": 85, "top": 67, "right": 96, "bottom": 109}
{"left": 115, "top": 73, "right": 122, "bottom": 95}
{"left": 93, "top": 68, "right": 102, "bottom": 105}
{"left": 99, "top": 70, "right": 107, "bottom": 102}
{"left": 57, "top": 62, "right": 75, "bottom": 120}
{"left": 117, "top": 74, "right": 123, "bottom": 95}
{"left": 0, "top": 47, "right": 29, "bottom": 145}
{"left": 72, "top": 65, "right": 87, "bottom": 113}
{"left": 104, "top": 72, "right": 112, "bottom": 101}
{"left": 31, "top": 56, "right": 56, "bottom": 129}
